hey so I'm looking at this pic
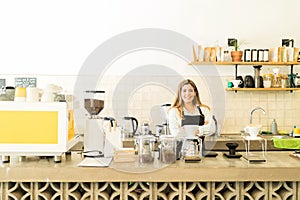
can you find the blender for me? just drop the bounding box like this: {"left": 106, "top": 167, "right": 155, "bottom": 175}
{"left": 83, "top": 90, "right": 105, "bottom": 157}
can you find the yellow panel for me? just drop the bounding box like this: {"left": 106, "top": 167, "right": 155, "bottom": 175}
{"left": 68, "top": 110, "right": 74, "bottom": 141}
{"left": 0, "top": 111, "right": 58, "bottom": 144}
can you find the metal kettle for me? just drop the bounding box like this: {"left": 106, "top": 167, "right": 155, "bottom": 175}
{"left": 121, "top": 117, "right": 138, "bottom": 138}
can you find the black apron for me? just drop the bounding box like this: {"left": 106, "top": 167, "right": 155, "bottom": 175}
{"left": 181, "top": 106, "right": 205, "bottom": 126}
{"left": 176, "top": 106, "right": 205, "bottom": 160}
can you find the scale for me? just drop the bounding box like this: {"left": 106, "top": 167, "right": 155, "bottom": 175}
{"left": 242, "top": 136, "right": 267, "bottom": 163}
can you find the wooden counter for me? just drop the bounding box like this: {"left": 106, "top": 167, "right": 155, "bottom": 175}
{"left": 0, "top": 151, "right": 299, "bottom": 182}
{"left": 1, "top": 149, "right": 299, "bottom": 199}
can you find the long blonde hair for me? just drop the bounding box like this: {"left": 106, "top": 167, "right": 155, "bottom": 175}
{"left": 171, "top": 79, "right": 210, "bottom": 119}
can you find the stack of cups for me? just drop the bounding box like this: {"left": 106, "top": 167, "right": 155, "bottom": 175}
{"left": 14, "top": 87, "right": 26, "bottom": 102}
{"left": 26, "top": 87, "right": 40, "bottom": 102}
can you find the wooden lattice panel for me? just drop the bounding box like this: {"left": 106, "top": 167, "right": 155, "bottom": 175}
{"left": 0, "top": 181, "right": 299, "bottom": 200}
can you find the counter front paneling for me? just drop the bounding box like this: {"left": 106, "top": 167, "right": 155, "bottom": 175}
{"left": 0, "top": 151, "right": 300, "bottom": 200}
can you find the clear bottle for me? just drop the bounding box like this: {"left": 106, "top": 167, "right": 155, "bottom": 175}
{"left": 224, "top": 50, "right": 232, "bottom": 62}
{"left": 271, "top": 119, "right": 278, "bottom": 135}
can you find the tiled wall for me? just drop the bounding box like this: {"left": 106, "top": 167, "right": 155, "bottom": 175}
{"left": 1, "top": 74, "right": 300, "bottom": 135}
{"left": 223, "top": 86, "right": 300, "bottom": 134}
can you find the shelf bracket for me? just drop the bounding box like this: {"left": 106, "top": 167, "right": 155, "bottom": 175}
{"left": 234, "top": 64, "right": 238, "bottom": 79}
{"left": 290, "top": 64, "right": 295, "bottom": 88}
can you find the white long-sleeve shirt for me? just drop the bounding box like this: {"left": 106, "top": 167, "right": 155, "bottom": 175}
{"left": 168, "top": 106, "right": 212, "bottom": 137}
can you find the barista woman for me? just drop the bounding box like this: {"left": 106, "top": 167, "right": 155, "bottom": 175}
{"left": 168, "top": 79, "right": 211, "bottom": 137}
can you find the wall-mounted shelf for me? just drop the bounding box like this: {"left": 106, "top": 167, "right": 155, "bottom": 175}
{"left": 226, "top": 88, "right": 300, "bottom": 92}
{"left": 189, "top": 61, "right": 300, "bottom": 66}
{"left": 189, "top": 61, "right": 300, "bottom": 92}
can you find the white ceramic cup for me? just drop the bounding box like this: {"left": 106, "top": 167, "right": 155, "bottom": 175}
{"left": 231, "top": 80, "right": 241, "bottom": 88}
{"left": 184, "top": 125, "right": 199, "bottom": 139}
{"left": 244, "top": 125, "right": 262, "bottom": 138}
{"left": 26, "top": 87, "right": 40, "bottom": 102}
{"left": 263, "top": 80, "right": 271, "bottom": 88}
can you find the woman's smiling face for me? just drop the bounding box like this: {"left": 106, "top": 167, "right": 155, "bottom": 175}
{"left": 181, "top": 84, "right": 196, "bottom": 103}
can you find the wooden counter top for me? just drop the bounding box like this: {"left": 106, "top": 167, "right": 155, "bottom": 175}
{"left": 1, "top": 151, "right": 300, "bottom": 182}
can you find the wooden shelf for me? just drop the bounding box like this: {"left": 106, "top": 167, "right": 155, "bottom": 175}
{"left": 189, "top": 61, "right": 300, "bottom": 66}
{"left": 225, "top": 88, "right": 300, "bottom": 91}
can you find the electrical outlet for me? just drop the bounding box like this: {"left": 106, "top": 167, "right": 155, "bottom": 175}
{"left": 228, "top": 38, "right": 237, "bottom": 47}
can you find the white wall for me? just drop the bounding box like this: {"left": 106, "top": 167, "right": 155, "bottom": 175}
{"left": 1, "top": 0, "right": 299, "bottom": 75}
{"left": 1, "top": 0, "right": 300, "bottom": 134}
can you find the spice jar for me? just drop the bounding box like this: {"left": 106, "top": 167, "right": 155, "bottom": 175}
{"left": 263, "top": 49, "right": 269, "bottom": 62}
{"left": 258, "top": 49, "right": 264, "bottom": 62}
{"left": 251, "top": 49, "right": 258, "bottom": 62}
{"left": 244, "top": 49, "right": 251, "bottom": 62}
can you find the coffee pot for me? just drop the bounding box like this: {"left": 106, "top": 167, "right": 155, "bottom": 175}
{"left": 121, "top": 116, "right": 138, "bottom": 138}
{"left": 182, "top": 137, "right": 202, "bottom": 162}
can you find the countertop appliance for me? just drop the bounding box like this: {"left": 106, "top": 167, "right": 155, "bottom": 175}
{"left": 0, "top": 101, "right": 78, "bottom": 163}
{"left": 83, "top": 91, "right": 106, "bottom": 158}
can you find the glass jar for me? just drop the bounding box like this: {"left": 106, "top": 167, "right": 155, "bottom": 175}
{"left": 224, "top": 50, "right": 231, "bottom": 62}
{"left": 263, "top": 74, "right": 273, "bottom": 88}
{"left": 272, "top": 74, "right": 282, "bottom": 88}
{"left": 159, "top": 135, "right": 176, "bottom": 163}
{"left": 281, "top": 74, "right": 289, "bottom": 88}
{"left": 136, "top": 135, "right": 155, "bottom": 164}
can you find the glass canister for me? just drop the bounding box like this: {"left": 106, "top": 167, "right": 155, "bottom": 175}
{"left": 281, "top": 74, "right": 289, "bottom": 88}
{"left": 159, "top": 135, "right": 176, "bottom": 163}
{"left": 263, "top": 74, "right": 273, "bottom": 88}
{"left": 136, "top": 135, "right": 155, "bottom": 164}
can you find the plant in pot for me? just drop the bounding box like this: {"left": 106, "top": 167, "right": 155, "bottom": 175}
{"left": 230, "top": 40, "right": 243, "bottom": 62}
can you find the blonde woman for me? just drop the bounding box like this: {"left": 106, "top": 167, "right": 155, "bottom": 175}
{"left": 168, "top": 79, "right": 212, "bottom": 137}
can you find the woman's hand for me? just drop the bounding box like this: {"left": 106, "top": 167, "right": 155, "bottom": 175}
{"left": 195, "top": 129, "right": 200, "bottom": 136}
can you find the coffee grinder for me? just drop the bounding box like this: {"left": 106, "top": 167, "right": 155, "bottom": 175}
{"left": 83, "top": 90, "right": 105, "bottom": 157}
{"left": 160, "top": 103, "right": 171, "bottom": 135}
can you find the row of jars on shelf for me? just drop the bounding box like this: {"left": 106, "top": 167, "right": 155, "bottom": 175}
{"left": 193, "top": 45, "right": 300, "bottom": 63}
{"left": 231, "top": 74, "right": 300, "bottom": 88}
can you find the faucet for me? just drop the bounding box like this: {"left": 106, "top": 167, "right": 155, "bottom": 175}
{"left": 250, "top": 107, "right": 266, "bottom": 124}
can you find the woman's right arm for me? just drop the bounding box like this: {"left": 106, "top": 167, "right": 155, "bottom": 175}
{"left": 168, "top": 108, "right": 184, "bottom": 137}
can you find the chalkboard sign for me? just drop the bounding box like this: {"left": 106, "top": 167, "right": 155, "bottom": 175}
{"left": 15, "top": 77, "right": 37, "bottom": 88}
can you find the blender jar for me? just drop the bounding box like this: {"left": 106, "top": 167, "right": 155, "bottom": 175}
{"left": 159, "top": 135, "right": 176, "bottom": 163}
{"left": 136, "top": 135, "right": 155, "bottom": 164}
